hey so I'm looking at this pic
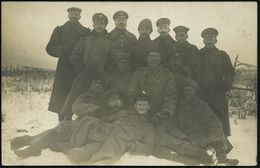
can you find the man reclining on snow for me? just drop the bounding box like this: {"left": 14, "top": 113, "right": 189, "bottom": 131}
{"left": 49, "top": 92, "right": 156, "bottom": 164}
{"left": 10, "top": 74, "right": 113, "bottom": 158}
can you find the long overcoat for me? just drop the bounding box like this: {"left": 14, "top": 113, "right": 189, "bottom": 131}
{"left": 197, "top": 47, "right": 236, "bottom": 136}
{"left": 46, "top": 21, "right": 91, "bottom": 113}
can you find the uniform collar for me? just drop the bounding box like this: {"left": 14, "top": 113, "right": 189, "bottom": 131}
{"left": 138, "top": 35, "right": 151, "bottom": 41}
{"left": 91, "top": 29, "right": 107, "bottom": 37}
{"left": 87, "top": 89, "right": 103, "bottom": 97}
{"left": 159, "top": 34, "right": 173, "bottom": 40}
{"left": 115, "top": 28, "right": 127, "bottom": 34}
{"left": 176, "top": 40, "right": 189, "bottom": 45}
{"left": 202, "top": 46, "right": 218, "bottom": 51}
{"left": 146, "top": 65, "right": 163, "bottom": 72}
{"left": 183, "top": 95, "right": 200, "bottom": 105}
{"left": 64, "top": 20, "right": 82, "bottom": 28}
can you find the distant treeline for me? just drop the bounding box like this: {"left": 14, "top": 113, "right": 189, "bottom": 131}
{"left": 2, "top": 65, "right": 55, "bottom": 79}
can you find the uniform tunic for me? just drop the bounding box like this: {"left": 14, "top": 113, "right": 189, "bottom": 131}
{"left": 105, "top": 70, "right": 134, "bottom": 95}
{"left": 46, "top": 21, "right": 91, "bottom": 113}
{"left": 170, "top": 41, "right": 199, "bottom": 80}
{"left": 132, "top": 36, "right": 152, "bottom": 70}
{"left": 128, "top": 66, "right": 178, "bottom": 116}
{"left": 169, "top": 96, "right": 232, "bottom": 154}
{"left": 60, "top": 30, "right": 113, "bottom": 119}
{"left": 153, "top": 35, "right": 176, "bottom": 68}
{"left": 107, "top": 28, "right": 137, "bottom": 73}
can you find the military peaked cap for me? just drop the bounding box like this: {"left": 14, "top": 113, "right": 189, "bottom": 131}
{"left": 134, "top": 92, "right": 151, "bottom": 103}
{"left": 156, "top": 18, "right": 170, "bottom": 27}
{"left": 184, "top": 78, "right": 198, "bottom": 91}
{"left": 113, "top": 10, "right": 129, "bottom": 20}
{"left": 92, "top": 13, "right": 108, "bottom": 25}
{"left": 201, "top": 28, "right": 219, "bottom": 38}
{"left": 67, "top": 7, "right": 82, "bottom": 13}
{"left": 173, "top": 25, "right": 190, "bottom": 33}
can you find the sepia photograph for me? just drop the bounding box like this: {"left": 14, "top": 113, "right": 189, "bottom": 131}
{"left": 2, "top": 1, "right": 257, "bottom": 166}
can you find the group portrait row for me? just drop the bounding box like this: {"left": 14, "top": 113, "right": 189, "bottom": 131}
{"left": 10, "top": 7, "right": 239, "bottom": 166}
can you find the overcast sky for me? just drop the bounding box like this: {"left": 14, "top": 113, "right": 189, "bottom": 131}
{"left": 2, "top": 2, "right": 257, "bottom": 70}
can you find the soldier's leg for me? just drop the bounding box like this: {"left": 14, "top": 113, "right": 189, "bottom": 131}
{"left": 10, "top": 126, "right": 62, "bottom": 151}
{"left": 10, "top": 135, "right": 33, "bottom": 151}
{"left": 13, "top": 129, "right": 65, "bottom": 158}
{"left": 155, "top": 128, "right": 213, "bottom": 165}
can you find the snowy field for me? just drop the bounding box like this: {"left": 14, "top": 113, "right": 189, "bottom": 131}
{"left": 1, "top": 77, "right": 257, "bottom": 166}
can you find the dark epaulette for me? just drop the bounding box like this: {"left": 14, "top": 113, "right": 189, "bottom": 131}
{"left": 125, "top": 30, "right": 137, "bottom": 40}
{"left": 188, "top": 43, "right": 199, "bottom": 50}
{"left": 83, "top": 27, "right": 91, "bottom": 34}
{"left": 107, "top": 29, "right": 117, "bottom": 40}
{"left": 54, "top": 26, "right": 61, "bottom": 31}
{"left": 219, "top": 50, "right": 228, "bottom": 56}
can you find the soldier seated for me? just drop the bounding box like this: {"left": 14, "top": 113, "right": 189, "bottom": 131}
{"left": 167, "top": 78, "right": 239, "bottom": 166}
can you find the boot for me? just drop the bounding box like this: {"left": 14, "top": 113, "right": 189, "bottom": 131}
{"left": 10, "top": 135, "right": 33, "bottom": 150}
{"left": 14, "top": 146, "right": 41, "bottom": 158}
{"left": 218, "top": 154, "right": 239, "bottom": 166}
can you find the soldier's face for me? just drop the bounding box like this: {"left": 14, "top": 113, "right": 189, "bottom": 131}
{"left": 157, "top": 24, "right": 170, "bottom": 36}
{"left": 93, "top": 20, "right": 106, "bottom": 33}
{"left": 169, "top": 53, "right": 182, "bottom": 72}
{"left": 90, "top": 80, "right": 103, "bottom": 93}
{"left": 118, "top": 60, "right": 131, "bottom": 73}
{"left": 203, "top": 36, "right": 217, "bottom": 48}
{"left": 68, "top": 11, "right": 81, "bottom": 22}
{"left": 134, "top": 100, "right": 151, "bottom": 114}
{"left": 147, "top": 52, "right": 161, "bottom": 67}
{"left": 175, "top": 32, "right": 188, "bottom": 42}
{"left": 107, "top": 94, "right": 124, "bottom": 112}
{"left": 183, "top": 86, "right": 195, "bottom": 100}
{"left": 115, "top": 17, "right": 127, "bottom": 30}
{"left": 138, "top": 26, "right": 152, "bottom": 37}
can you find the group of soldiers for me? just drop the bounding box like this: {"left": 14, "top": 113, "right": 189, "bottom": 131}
{"left": 11, "top": 7, "right": 239, "bottom": 165}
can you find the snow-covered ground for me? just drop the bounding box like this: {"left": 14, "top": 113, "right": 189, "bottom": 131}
{"left": 1, "top": 77, "right": 257, "bottom": 166}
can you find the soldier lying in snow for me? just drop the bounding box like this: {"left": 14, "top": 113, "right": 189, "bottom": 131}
{"left": 49, "top": 92, "right": 155, "bottom": 164}
{"left": 10, "top": 76, "right": 108, "bottom": 158}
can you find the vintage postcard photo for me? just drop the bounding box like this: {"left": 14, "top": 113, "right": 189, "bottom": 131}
{"left": 2, "top": 1, "right": 257, "bottom": 166}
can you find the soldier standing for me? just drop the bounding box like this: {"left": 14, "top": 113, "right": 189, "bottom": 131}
{"left": 197, "top": 28, "right": 236, "bottom": 137}
{"left": 153, "top": 18, "right": 176, "bottom": 68}
{"left": 107, "top": 10, "right": 137, "bottom": 73}
{"left": 59, "top": 13, "right": 113, "bottom": 120}
{"left": 46, "top": 7, "right": 91, "bottom": 121}
{"left": 133, "top": 19, "right": 153, "bottom": 70}
{"left": 171, "top": 25, "right": 199, "bottom": 80}
{"left": 105, "top": 51, "right": 134, "bottom": 95}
